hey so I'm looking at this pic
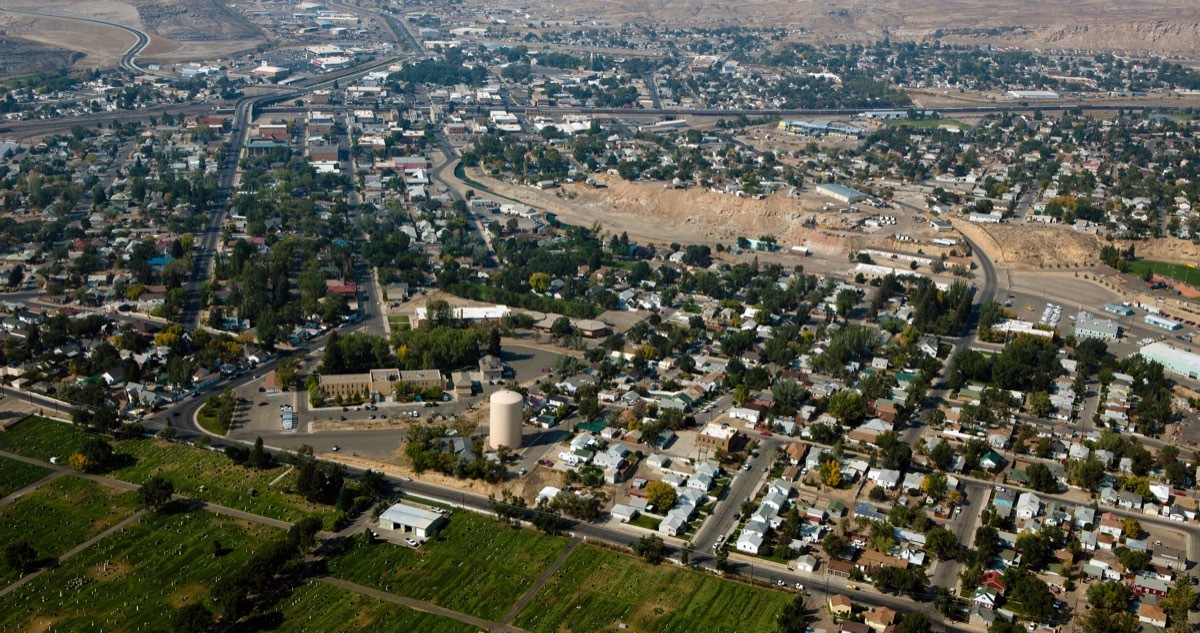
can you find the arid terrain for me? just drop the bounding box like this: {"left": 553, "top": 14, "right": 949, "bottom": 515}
{"left": 0, "top": 0, "right": 265, "bottom": 74}
{"left": 482, "top": 0, "right": 1200, "bottom": 53}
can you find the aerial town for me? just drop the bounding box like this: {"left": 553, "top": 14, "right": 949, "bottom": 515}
{"left": 0, "top": 0, "right": 1198, "bottom": 632}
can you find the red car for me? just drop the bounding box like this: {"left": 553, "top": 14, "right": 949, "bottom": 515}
{"left": 258, "top": 401, "right": 269, "bottom": 406}
{"left": 760, "top": 430, "right": 772, "bottom": 436}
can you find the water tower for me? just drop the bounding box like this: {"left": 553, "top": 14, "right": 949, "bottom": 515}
{"left": 488, "top": 389, "right": 523, "bottom": 450}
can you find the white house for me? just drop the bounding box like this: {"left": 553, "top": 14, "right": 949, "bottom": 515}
{"left": 1015, "top": 492, "right": 1041, "bottom": 520}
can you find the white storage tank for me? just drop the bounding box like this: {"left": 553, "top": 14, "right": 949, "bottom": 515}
{"left": 488, "top": 389, "right": 523, "bottom": 450}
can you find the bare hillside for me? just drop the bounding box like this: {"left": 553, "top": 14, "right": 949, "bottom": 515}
{"left": 0, "top": 32, "right": 81, "bottom": 75}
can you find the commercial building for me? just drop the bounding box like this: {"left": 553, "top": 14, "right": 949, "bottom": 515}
{"left": 378, "top": 503, "right": 445, "bottom": 539}
{"left": 696, "top": 423, "right": 742, "bottom": 452}
{"left": 251, "top": 62, "right": 290, "bottom": 81}
{"left": 1139, "top": 342, "right": 1200, "bottom": 380}
{"left": 1104, "top": 303, "right": 1134, "bottom": 316}
{"left": 318, "top": 368, "right": 444, "bottom": 399}
{"left": 1074, "top": 311, "right": 1120, "bottom": 340}
{"left": 1144, "top": 314, "right": 1182, "bottom": 331}
{"left": 816, "top": 183, "right": 869, "bottom": 204}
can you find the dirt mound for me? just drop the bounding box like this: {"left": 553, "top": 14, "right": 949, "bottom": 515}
{"left": 132, "top": 0, "right": 261, "bottom": 41}
{"left": 479, "top": 171, "right": 855, "bottom": 254}
{"left": 1121, "top": 237, "right": 1200, "bottom": 265}
{"left": 954, "top": 221, "right": 1102, "bottom": 268}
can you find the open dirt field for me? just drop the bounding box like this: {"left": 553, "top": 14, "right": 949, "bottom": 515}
{"left": 473, "top": 169, "right": 874, "bottom": 256}
{"left": 473, "top": 0, "right": 1200, "bottom": 53}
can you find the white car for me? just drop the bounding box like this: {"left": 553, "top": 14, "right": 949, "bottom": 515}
{"left": 716, "top": 534, "right": 725, "bottom": 543}
{"left": 405, "top": 538, "right": 418, "bottom": 547}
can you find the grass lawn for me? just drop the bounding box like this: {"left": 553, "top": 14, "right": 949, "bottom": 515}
{"left": 0, "top": 455, "right": 51, "bottom": 497}
{"left": 0, "top": 416, "right": 92, "bottom": 462}
{"left": 196, "top": 403, "right": 228, "bottom": 436}
{"left": 276, "top": 579, "right": 478, "bottom": 633}
{"left": 1126, "top": 259, "right": 1200, "bottom": 287}
{"left": 326, "top": 512, "right": 569, "bottom": 621}
{"left": 885, "top": 118, "right": 968, "bottom": 130}
{"left": 0, "top": 476, "right": 139, "bottom": 586}
{"left": 629, "top": 514, "right": 662, "bottom": 531}
{"left": 512, "top": 545, "right": 794, "bottom": 633}
{"left": 388, "top": 315, "right": 411, "bottom": 332}
{"left": 108, "top": 438, "right": 339, "bottom": 528}
{"left": 0, "top": 507, "right": 281, "bottom": 631}
{"left": 453, "top": 163, "right": 490, "bottom": 191}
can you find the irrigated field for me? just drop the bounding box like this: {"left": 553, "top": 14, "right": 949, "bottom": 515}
{"left": 0, "top": 417, "right": 337, "bottom": 528}
{"left": 0, "top": 508, "right": 280, "bottom": 630}
{"left": 277, "top": 579, "right": 479, "bottom": 633}
{"left": 513, "top": 545, "right": 794, "bottom": 633}
{"left": 327, "top": 512, "right": 570, "bottom": 621}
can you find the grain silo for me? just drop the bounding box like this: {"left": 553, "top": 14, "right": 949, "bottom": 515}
{"left": 488, "top": 389, "right": 524, "bottom": 450}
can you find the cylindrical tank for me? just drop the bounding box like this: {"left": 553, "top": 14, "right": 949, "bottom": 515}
{"left": 489, "top": 389, "right": 523, "bottom": 450}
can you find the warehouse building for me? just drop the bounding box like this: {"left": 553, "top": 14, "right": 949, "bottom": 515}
{"left": 378, "top": 503, "right": 446, "bottom": 539}
{"left": 816, "top": 183, "right": 869, "bottom": 204}
{"left": 1144, "top": 315, "right": 1182, "bottom": 331}
{"left": 1139, "top": 343, "right": 1200, "bottom": 380}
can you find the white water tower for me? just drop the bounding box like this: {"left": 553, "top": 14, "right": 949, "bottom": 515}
{"left": 488, "top": 389, "right": 523, "bottom": 450}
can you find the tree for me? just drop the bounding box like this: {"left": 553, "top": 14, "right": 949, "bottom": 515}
{"left": 929, "top": 439, "right": 954, "bottom": 471}
{"left": 1027, "top": 391, "right": 1052, "bottom": 417}
{"left": 1160, "top": 577, "right": 1197, "bottom": 625}
{"left": 528, "top": 272, "right": 551, "bottom": 293}
{"left": 1024, "top": 463, "right": 1059, "bottom": 493}
{"left": 828, "top": 390, "right": 869, "bottom": 425}
{"left": 248, "top": 436, "right": 268, "bottom": 469}
{"left": 820, "top": 459, "right": 842, "bottom": 488}
{"left": 922, "top": 472, "right": 948, "bottom": 499}
{"left": 632, "top": 535, "right": 664, "bottom": 564}
{"left": 823, "top": 534, "right": 848, "bottom": 558}
{"left": 4, "top": 540, "right": 39, "bottom": 574}
{"left": 1081, "top": 609, "right": 1139, "bottom": 633}
{"left": 645, "top": 480, "right": 677, "bottom": 511}
{"left": 924, "top": 527, "right": 961, "bottom": 560}
{"left": 170, "top": 603, "right": 214, "bottom": 633}
{"left": 138, "top": 476, "right": 175, "bottom": 512}
{"left": 897, "top": 613, "right": 933, "bottom": 633}
{"left": 775, "top": 594, "right": 808, "bottom": 633}
{"left": 1087, "top": 581, "right": 1132, "bottom": 611}
{"left": 531, "top": 499, "right": 562, "bottom": 535}
{"left": 1122, "top": 517, "right": 1140, "bottom": 539}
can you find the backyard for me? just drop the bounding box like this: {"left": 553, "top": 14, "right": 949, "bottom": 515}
{"left": 326, "top": 511, "right": 570, "bottom": 621}
{"left": 512, "top": 545, "right": 794, "bottom": 633}
{"left": 0, "top": 508, "right": 280, "bottom": 631}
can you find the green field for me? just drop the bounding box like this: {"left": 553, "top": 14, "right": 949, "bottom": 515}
{"left": 0, "top": 455, "right": 51, "bottom": 497}
{"left": 885, "top": 118, "right": 968, "bottom": 130}
{"left": 388, "top": 315, "right": 411, "bottom": 332}
{"left": 0, "top": 476, "right": 139, "bottom": 586}
{"left": 513, "top": 545, "right": 794, "bottom": 633}
{"left": 195, "top": 402, "right": 228, "bottom": 436}
{"left": 277, "top": 579, "right": 478, "bottom": 633}
{"left": 1126, "top": 259, "right": 1200, "bottom": 287}
{"left": 0, "top": 508, "right": 281, "bottom": 631}
{"left": 0, "top": 416, "right": 92, "bottom": 462}
{"left": 0, "top": 417, "right": 337, "bottom": 528}
{"left": 327, "top": 511, "right": 569, "bottom": 621}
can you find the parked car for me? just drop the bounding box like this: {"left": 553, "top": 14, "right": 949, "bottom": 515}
{"left": 405, "top": 538, "right": 418, "bottom": 547}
